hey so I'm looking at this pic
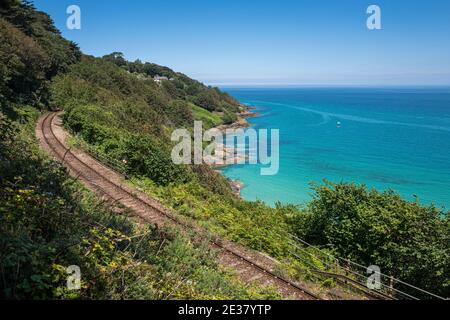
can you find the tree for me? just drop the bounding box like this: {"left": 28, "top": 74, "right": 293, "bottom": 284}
{"left": 0, "top": 2, "right": 80, "bottom": 112}
{"left": 194, "top": 91, "right": 220, "bottom": 112}
{"left": 166, "top": 100, "right": 193, "bottom": 127}
{"left": 0, "top": 18, "right": 49, "bottom": 109}
{"left": 102, "top": 52, "right": 127, "bottom": 67}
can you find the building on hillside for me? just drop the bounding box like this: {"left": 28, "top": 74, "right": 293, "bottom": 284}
{"left": 154, "top": 75, "right": 169, "bottom": 84}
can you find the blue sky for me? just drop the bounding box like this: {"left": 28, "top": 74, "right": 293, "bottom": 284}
{"left": 32, "top": 0, "right": 450, "bottom": 85}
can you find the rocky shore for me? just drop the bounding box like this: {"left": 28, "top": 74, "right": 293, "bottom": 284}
{"left": 213, "top": 104, "right": 258, "bottom": 197}
{"left": 227, "top": 178, "right": 245, "bottom": 196}
{"left": 215, "top": 105, "right": 257, "bottom": 131}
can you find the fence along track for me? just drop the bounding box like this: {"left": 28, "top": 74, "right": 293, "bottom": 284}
{"left": 38, "top": 112, "right": 320, "bottom": 300}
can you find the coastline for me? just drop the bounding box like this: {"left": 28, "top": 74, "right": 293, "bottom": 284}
{"left": 212, "top": 104, "right": 258, "bottom": 197}
{"left": 215, "top": 104, "right": 258, "bottom": 131}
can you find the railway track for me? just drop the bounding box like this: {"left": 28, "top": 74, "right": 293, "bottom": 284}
{"left": 37, "top": 111, "right": 320, "bottom": 300}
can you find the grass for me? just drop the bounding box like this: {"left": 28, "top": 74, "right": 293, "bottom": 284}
{"left": 192, "top": 104, "right": 224, "bottom": 129}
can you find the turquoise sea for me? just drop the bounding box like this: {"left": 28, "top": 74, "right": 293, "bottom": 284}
{"left": 219, "top": 87, "right": 450, "bottom": 210}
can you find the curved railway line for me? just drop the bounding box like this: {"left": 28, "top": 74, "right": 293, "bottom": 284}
{"left": 37, "top": 111, "right": 321, "bottom": 300}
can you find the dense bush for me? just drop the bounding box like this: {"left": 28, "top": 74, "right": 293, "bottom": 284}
{"left": 166, "top": 99, "right": 194, "bottom": 127}
{"left": 287, "top": 181, "right": 450, "bottom": 298}
{"left": 191, "top": 164, "right": 232, "bottom": 196}
{"left": 0, "top": 18, "right": 48, "bottom": 110}
{"left": 193, "top": 91, "right": 221, "bottom": 112}
{"left": 222, "top": 109, "right": 238, "bottom": 125}
{"left": 122, "top": 135, "right": 191, "bottom": 186}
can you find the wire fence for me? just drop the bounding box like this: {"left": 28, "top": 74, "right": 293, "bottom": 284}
{"left": 246, "top": 221, "right": 445, "bottom": 300}
{"left": 287, "top": 233, "right": 446, "bottom": 300}
{"left": 263, "top": 227, "right": 445, "bottom": 300}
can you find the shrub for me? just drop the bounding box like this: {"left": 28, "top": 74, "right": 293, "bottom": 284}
{"left": 123, "top": 135, "right": 191, "bottom": 186}
{"left": 289, "top": 180, "right": 450, "bottom": 298}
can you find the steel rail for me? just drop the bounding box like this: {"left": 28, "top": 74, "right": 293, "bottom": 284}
{"left": 39, "top": 112, "right": 320, "bottom": 300}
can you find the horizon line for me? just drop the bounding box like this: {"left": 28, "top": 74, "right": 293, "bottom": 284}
{"left": 206, "top": 83, "right": 450, "bottom": 88}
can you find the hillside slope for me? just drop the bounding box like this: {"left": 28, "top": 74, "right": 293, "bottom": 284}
{"left": 1, "top": 1, "right": 448, "bottom": 300}
{"left": 0, "top": 1, "right": 279, "bottom": 300}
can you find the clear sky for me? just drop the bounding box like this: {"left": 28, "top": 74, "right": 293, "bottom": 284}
{"left": 32, "top": 0, "right": 450, "bottom": 86}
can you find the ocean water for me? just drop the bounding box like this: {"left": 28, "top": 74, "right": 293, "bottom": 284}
{"left": 219, "top": 87, "right": 450, "bottom": 210}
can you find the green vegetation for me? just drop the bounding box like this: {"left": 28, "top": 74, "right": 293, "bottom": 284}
{"left": 54, "top": 53, "right": 449, "bottom": 298}
{"left": 0, "top": 1, "right": 279, "bottom": 300}
{"left": 0, "top": 0, "right": 80, "bottom": 117}
{"left": 287, "top": 181, "right": 450, "bottom": 298}
{"left": 192, "top": 105, "right": 223, "bottom": 129}
{"left": 1, "top": 1, "right": 448, "bottom": 300}
{"left": 129, "top": 177, "right": 449, "bottom": 298}
{"left": 52, "top": 55, "right": 235, "bottom": 194}
{"left": 130, "top": 178, "right": 291, "bottom": 257}
{"left": 0, "top": 114, "right": 279, "bottom": 299}
{"left": 101, "top": 52, "right": 240, "bottom": 115}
